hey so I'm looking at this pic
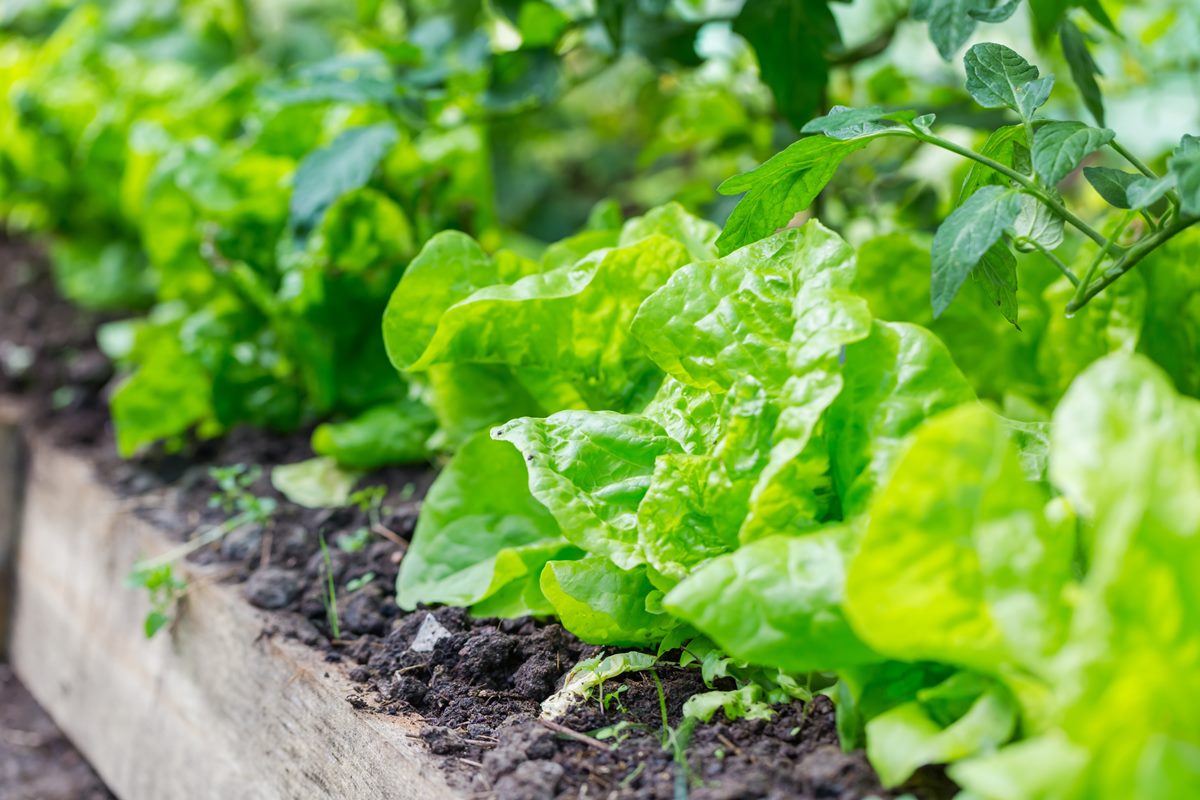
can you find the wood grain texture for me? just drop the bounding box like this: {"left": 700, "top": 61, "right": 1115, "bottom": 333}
{"left": 5, "top": 434, "right": 462, "bottom": 800}
{"left": 0, "top": 402, "right": 25, "bottom": 653}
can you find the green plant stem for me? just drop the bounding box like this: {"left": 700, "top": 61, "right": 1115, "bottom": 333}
{"left": 1110, "top": 139, "right": 1182, "bottom": 209}
{"left": 1110, "top": 140, "right": 1157, "bottom": 179}
{"left": 1072, "top": 211, "right": 1136, "bottom": 309}
{"left": 916, "top": 131, "right": 1112, "bottom": 249}
{"left": 1066, "top": 213, "right": 1199, "bottom": 312}
{"left": 1024, "top": 238, "right": 1079, "bottom": 285}
{"left": 133, "top": 511, "right": 256, "bottom": 572}
{"left": 652, "top": 669, "right": 670, "bottom": 747}
{"left": 320, "top": 533, "right": 341, "bottom": 640}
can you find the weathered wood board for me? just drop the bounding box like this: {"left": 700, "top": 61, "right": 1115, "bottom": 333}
{"left": 0, "top": 420, "right": 462, "bottom": 800}
{"left": 0, "top": 401, "right": 25, "bottom": 653}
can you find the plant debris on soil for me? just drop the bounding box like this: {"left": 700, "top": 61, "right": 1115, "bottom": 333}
{"left": 1, "top": 238, "right": 955, "bottom": 800}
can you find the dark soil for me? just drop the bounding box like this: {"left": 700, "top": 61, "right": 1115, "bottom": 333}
{"left": 0, "top": 663, "right": 114, "bottom": 800}
{"left": 1, "top": 236, "right": 954, "bottom": 800}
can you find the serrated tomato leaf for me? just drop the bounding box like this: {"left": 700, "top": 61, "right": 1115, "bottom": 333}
{"left": 931, "top": 185, "right": 1023, "bottom": 318}
{"left": 1032, "top": 121, "right": 1114, "bottom": 185}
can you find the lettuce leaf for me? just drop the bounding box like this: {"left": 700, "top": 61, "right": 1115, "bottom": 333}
{"left": 395, "top": 432, "right": 577, "bottom": 615}
{"left": 541, "top": 557, "right": 678, "bottom": 645}
{"left": 845, "top": 403, "right": 1074, "bottom": 676}
{"left": 664, "top": 524, "right": 876, "bottom": 672}
{"left": 631, "top": 222, "right": 855, "bottom": 393}
{"left": 493, "top": 411, "right": 682, "bottom": 570}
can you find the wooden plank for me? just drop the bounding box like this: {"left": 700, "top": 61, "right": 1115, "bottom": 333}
{"left": 0, "top": 401, "right": 25, "bottom": 653}
{"left": 5, "top": 434, "right": 462, "bottom": 800}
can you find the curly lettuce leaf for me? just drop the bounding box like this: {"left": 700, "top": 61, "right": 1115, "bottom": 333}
{"left": 1042, "top": 354, "right": 1200, "bottom": 798}
{"left": 395, "top": 432, "right": 577, "bottom": 615}
{"left": 493, "top": 411, "right": 682, "bottom": 570}
{"left": 541, "top": 557, "right": 677, "bottom": 645}
{"left": 632, "top": 222, "right": 856, "bottom": 393}
{"left": 664, "top": 524, "right": 877, "bottom": 673}
{"left": 396, "top": 234, "right": 691, "bottom": 411}
{"left": 637, "top": 375, "right": 778, "bottom": 580}
{"left": 828, "top": 321, "right": 977, "bottom": 517}
{"left": 867, "top": 673, "right": 1018, "bottom": 787}
{"left": 845, "top": 404, "right": 1074, "bottom": 676}
{"left": 617, "top": 201, "right": 720, "bottom": 262}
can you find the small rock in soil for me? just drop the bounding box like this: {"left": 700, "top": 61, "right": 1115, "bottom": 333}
{"left": 243, "top": 567, "right": 302, "bottom": 610}
{"left": 410, "top": 613, "right": 452, "bottom": 653}
{"left": 493, "top": 759, "right": 564, "bottom": 800}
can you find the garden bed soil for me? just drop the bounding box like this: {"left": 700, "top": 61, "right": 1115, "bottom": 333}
{"left": 1, "top": 236, "right": 955, "bottom": 800}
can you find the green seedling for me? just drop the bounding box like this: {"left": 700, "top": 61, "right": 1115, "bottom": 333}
{"left": 129, "top": 463, "right": 276, "bottom": 638}
{"left": 125, "top": 563, "right": 187, "bottom": 638}
{"left": 319, "top": 532, "right": 341, "bottom": 639}
{"left": 345, "top": 571, "right": 376, "bottom": 593}
{"left": 336, "top": 527, "right": 371, "bottom": 553}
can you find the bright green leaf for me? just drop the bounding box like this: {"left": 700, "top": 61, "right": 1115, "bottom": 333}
{"left": 289, "top": 123, "right": 399, "bottom": 235}
{"left": 665, "top": 525, "right": 877, "bottom": 673}
{"left": 271, "top": 457, "right": 361, "bottom": 509}
{"left": 395, "top": 432, "right": 574, "bottom": 614}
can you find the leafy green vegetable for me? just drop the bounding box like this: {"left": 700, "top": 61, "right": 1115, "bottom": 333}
{"left": 395, "top": 432, "right": 575, "bottom": 615}
{"left": 270, "top": 457, "right": 361, "bottom": 509}
{"left": 495, "top": 411, "right": 682, "bottom": 570}
{"left": 634, "top": 223, "right": 856, "bottom": 391}
{"left": 310, "top": 399, "right": 435, "bottom": 469}
{"left": 845, "top": 403, "right": 1073, "bottom": 674}
{"left": 867, "top": 676, "right": 1017, "bottom": 787}
{"left": 665, "top": 526, "right": 875, "bottom": 673}
{"left": 541, "top": 557, "right": 677, "bottom": 645}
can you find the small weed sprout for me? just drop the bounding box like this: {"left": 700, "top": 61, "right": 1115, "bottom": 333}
{"left": 319, "top": 532, "right": 341, "bottom": 639}
{"left": 336, "top": 527, "right": 371, "bottom": 553}
{"left": 348, "top": 484, "right": 387, "bottom": 524}
{"left": 601, "top": 683, "right": 629, "bottom": 714}
{"left": 345, "top": 571, "right": 376, "bottom": 592}
{"left": 125, "top": 563, "right": 186, "bottom": 638}
{"left": 128, "top": 463, "right": 276, "bottom": 638}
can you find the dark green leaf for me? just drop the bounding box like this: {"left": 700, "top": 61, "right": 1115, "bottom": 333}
{"left": 716, "top": 134, "right": 899, "bottom": 254}
{"left": 968, "top": 0, "right": 1021, "bottom": 23}
{"left": 1083, "top": 166, "right": 1138, "bottom": 208}
{"left": 1170, "top": 134, "right": 1200, "bottom": 215}
{"left": 289, "top": 123, "right": 399, "bottom": 235}
{"left": 1060, "top": 20, "right": 1105, "bottom": 126}
{"left": 931, "top": 185, "right": 1023, "bottom": 317}
{"left": 483, "top": 47, "right": 560, "bottom": 111}
{"left": 1027, "top": 0, "right": 1071, "bottom": 41}
{"left": 734, "top": 0, "right": 841, "bottom": 129}
{"left": 973, "top": 243, "right": 1020, "bottom": 327}
{"left": 1125, "top": 175, "right": 1176, "bottom": 209}
{"left": 913, "top": 0, "right": 984, "bottom": 60}
{"left": 1031, "top": 121, "right": 1114, "bottom": 185}
{"left": 963, "top": 43, "right": 1054, "bottom": 120}
{"left": 959, "top": 124, "right": 1029, "bottom": 203}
